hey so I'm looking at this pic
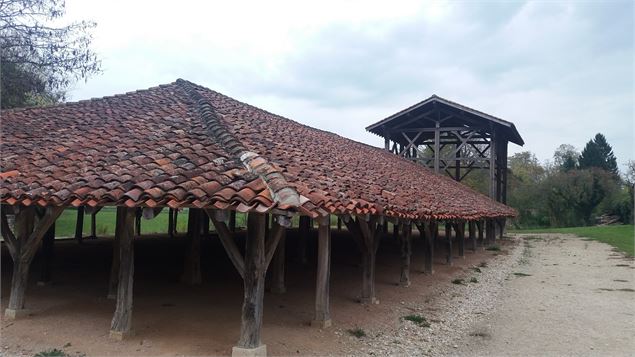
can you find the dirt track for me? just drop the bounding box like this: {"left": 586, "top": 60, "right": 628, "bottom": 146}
{"left": 456, "top": 234, "right": 635, "bottom": 357}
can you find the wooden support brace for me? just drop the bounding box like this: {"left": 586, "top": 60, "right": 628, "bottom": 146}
{"left": 312, "top": 215, "right": 332, "bottom": 328}
{"left": 2, "top": 206, "right": 64, "bottom": 319}
{"left": 110, "top": 207, "right": 136, "bottom": 340}
{"left": 345, "top": 216, "right": 382, "bottom": 304}
{"left": 297, "top": 216, "right": 310, "bottom": 265}
{"left": 476, "top": 220, "right": 484, "bottom": 247}
{"left": 416, "top": 220, "right": 435, "bottom": 274}
{"left": 37, "top": 223, "right": 55, "bottom": 286}
{"left": 75, "top": 206, "right": 84, "bottom": 243}
{"left": 456, "top": 222, "right": 465, "bottom": 258}
{"left": 445, "top": 223, "right": 453, "bottom": 265}
{"left": 398, "top": 223, "right": 412, "bottom": 287}
{"left": 207, "top": 210, "right": 245, "bottom": 279}
{"left": 468, "top": 221, "right": 477, "bottom": 252}
{"left": 108, "top": 207, "right": 124, "bottom": 299}
{"left": 269, "top": 229, "right": 286, "bottom": 294}
{"left": 181, "top": 208, "right": 203, "bottom": 285}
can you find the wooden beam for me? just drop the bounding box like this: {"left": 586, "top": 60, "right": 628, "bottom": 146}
{"left": 477, "top": 220, "right": 484, "bottom": 247}
{"left": 398, "top": 223, "right": 412, "bottom": 287}
{"left": 234, "top": 212, "right": 267, "bottom": 354}
{"left": 269, "top": 228, "right": 286, "bottom": 294}
{"left": 181, "top": 208, "right": 202, "bottom": 285}
{"left": 110, "top": 207, "right": 136, "bottom": 340}
{"left": 207, "top": 210, "right": 245, "bottom": 279}
{"left": 37, "top": 223, "right": 55, "bottom": 286}
{"left": 445, "top": 223, "right": 453, "bottom": 265}
{"left": 229, "top": 211, "right": 236, "bottom": 232}
{"left": 415, "top": 220, "right": 435, "bottom": 274}
{"left": 75, "top": 206, "right": 84, "bottom": 243}
{"left": 312, "top": 215, "right": 332, "bottom": 328}
{"left": 469, "top": 221, "right": 477, "bottom": 252}
{"left": 3, "top": 206, "right": 64, "bottom": 319}
{"left": 485, "top": 219, "right": 495, "bottom": 246}
{"left": 168, "top": 208, "right": 175, "bottom": 238}
{"left": 297, "top": 216, "right": 310, "bottom": 265}
{"left": 456, "top": 221, "right": 465, "bottom": 258}
{"left": 108, "top": 207, "right": 124, "bottom": 299}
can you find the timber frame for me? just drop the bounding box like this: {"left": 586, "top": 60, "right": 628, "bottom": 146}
{"left": 366, "top": 95, "right": 524, "bottom": 203}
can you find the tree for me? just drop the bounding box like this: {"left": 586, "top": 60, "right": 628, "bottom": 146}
{"left": 0, "top": 0, "right": 100, "bottom": 109}
{"left": 553, "top": 144, "right": 579, "bottom": 172}
{"left": 578, "top": 133, "right": 619, "bottom": 176}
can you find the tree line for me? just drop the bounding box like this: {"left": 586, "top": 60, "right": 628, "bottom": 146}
{"left": 493, "top": 134, "right": 632, "bottom": 228}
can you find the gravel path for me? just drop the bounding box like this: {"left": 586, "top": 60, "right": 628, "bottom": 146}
{"left": 342, "top": 233, "right": 635, "bottom": 357}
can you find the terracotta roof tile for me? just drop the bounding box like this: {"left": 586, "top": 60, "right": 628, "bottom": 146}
{"left": 0, "top": 79, "right": 516, "bottom": 220}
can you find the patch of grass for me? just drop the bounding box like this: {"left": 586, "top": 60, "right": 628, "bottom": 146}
{"left": 470, "top": 277, "right": 478, "bottom": 283}
{"left": 618, "top": 288, "right": 635, "bottom": 292}
{"left": 33, "top": 349, "right": 68, "bottom": 357}
{"left": 511, "top": 225, "right": 634, "bottom": 257}
{"left": 451, "top": 278, "right": 464, "bottom": 285}
{"left": 485, "top": 245, "right": 501, "bottom": 251}
{"left": 470, "top": 267, "right": 482, "bottom": 273}
{"left": 403, "top": 314, "right": 431, "bottom": 327}
{"left": 513, "top": 272, "right": 531, "bottom": 277}
{"left": 478, "top": 261, "right": 488, "bottom": 268}
{"left": 347, "top": 327, "right": 366, "bottom": 338}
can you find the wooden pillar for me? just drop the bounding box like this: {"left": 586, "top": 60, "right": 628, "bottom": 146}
{"left": 312, "top": 215, "right": 332, "bottom": 328}
{"left": 445, "top": 223, "right": 453, "bottom": 265}
{"left": 201, "top": 214, "right": 210, "bottom": 236}
{"left": 489, "top": 131, "right": 498, "bottom": 199}
{"left": 337, "top": 217, "right": 342, "bottom": 231}
{"left": 398, "top": 223, "right": 411, "bottom": 287}
{"left": 477, "top": 220, "right": 484, "bottom": 246}
{"left": 2, "top": 206, "right": 64, "bottom": 319}
{"left": 498, "top": 218, "right": 506, "bottom": 239}
{"left": 182, "top": 208, "right": 202, "bottom": 285}
{"left": 109, "top": 207, "right": 136, "bottom": 340}
{"left": 37, "top": 223, "right": 55, "bottom": 286}
{"left": 269, "top": 229, "right": 286, "bottom": 294}
{"left": 468, "top": 221, "right": 477, "bottom": 252}
{"left": 134, "top": 208, "right": 142, "bottom": 237}
{"left": 343, "top": 216, "right": 382, "bottom": 304}
{"left": 392, "top": 223, "right": 399, "bottom": 240}
{"left": 297, "top": 216, "right": 310, "bottom": 265}
{"left": 456, "top": 222, "right": 465, "bottom": 258}
{"left": 168, "top": 208, "right": 175, "bottom": 238}
{"left": 417, "top": 220, "right": 435, "bottom": 274}
{"left": 485, "top": 219, "right": 495, "bottom": 246}
{"left": 207, "top": 209, "right": 285, "bottom": 356}
{"left": 434, "top": 122, "right": 441, "bottom": 173}
{"left": 90, "top": 211, "right": 97, "bottom": 239}
{"left": 108, "top": 207, "right": 127, "bottom": 298}
{"left": 234, "top": 212, "right": 267, "bottom": 355}
{"left": 75, "top": 206, "right": 84, "bottom": 243}
{"left": 229, "top": 210, "right": 236, "bottom": 232}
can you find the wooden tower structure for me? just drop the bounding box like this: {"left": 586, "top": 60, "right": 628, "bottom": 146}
{"left": 366, "top": 95, "right": 524, "bottom": 204}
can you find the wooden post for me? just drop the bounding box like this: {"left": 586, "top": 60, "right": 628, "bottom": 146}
{"left": 417, "top": 220, "right": 435, "bottom": 274}
{"left": 182, "top": 208, "right": 202, "bottom": 285}
{"left": 297, "top": 216, "right": 310, "bottom": 265}
{"left": 469, "top": 221, "right": 477, "bottom": 252}
{"left": 337, "top": 217, "right": 342, "bottom": 231}
{"left": 398, "top": 223, "right": 411, "bottom": 287}
{"left": 229, "top": 210, "right": 236, "bottom": 232}
{"left": 201, "top": 213, "right": 210, "bottom": 236}
{"left": 392, "top": 223, "right": 399, "bottom": 241}
{"left": 168, "top": 208, "right": 175, "bottom": 238}
{"left": 445, "top": 223, "right": 453, "bottom": 265}
{"left": 456, "top": 222, "right": 465, "bottom": 258}
{"left": 134, "top": 208, "right": 142, "bottom": 237}
{"left": 343, "top": 216, "right": 382, "bottom": 304}
{"left": 108, "top": 207, "right": 125, "bottom": 299}
{"left": 75, "top": 206, "right": 84, "bottom": 243}
{"left": 489, "top": 131, "right": 497, "bottom": 199}
{"left": 434, "top": 122, "right": 440, "bottom": 173}
{"left": 234, "top": 212, "right": 267, "bottom": 355}
{"left": 485, "top": 219, "right": 495, "bottom": 246}
{"left": 477, "top": 220, "right": 484, "bottom": 247}
{"left": 37, "top": 223, "right": 55, "bottom": 286}
{"left": 498, "top": 218, "right": 506, "bottom": 239}
{"left": 90, "top": 211, "right": 97, "bottom": 238}
{"left": 174, "top": 209, "right": 179, "bottom": 234}
{"left": 2, "top": 206, "right": 64, "bottom": 319}
{"left": 312, "top": 215, "right": 332, "bottom": 328}
{"left": 109, "top": 207, "right": 136, "bottom": 340}
{"left": 269, "top": 228, "right": 286, "bottom": 294}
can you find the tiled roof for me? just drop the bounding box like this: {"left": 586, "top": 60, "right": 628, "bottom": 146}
{"left": 0, "top": 79, "right": 516, "bottom": 220}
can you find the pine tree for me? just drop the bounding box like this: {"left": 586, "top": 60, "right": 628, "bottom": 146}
{"left": 578, "top": 133, "right": 619, "bottom": 176}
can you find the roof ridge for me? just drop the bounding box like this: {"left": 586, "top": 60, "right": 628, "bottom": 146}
{"left": 176, "top": 78, "right": 302, "bottom": 208}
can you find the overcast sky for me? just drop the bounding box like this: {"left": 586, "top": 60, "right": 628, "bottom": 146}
{"left": 65, "top": 0, "right": 634, "bottom": 171}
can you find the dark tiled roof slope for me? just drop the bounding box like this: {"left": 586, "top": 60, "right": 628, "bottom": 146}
{"left": 0, "top": 79, "right": 516, "bottom": 220}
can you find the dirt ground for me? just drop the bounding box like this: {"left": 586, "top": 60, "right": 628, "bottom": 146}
{"left": 456, "top": 234, "right": 635, "bottom": 357}
{"left": 1, "top": 231, "right": 633, "bottom": 356}
{"left": 0, "top": 229, "right": 503, "bottom": 356}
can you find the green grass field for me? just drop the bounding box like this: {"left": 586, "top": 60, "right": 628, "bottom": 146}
{"left": 53, "top": 207, "right": 346, "bottom": 238}
{"left": 511, "top": 225, "right": 634, "bottom": 257}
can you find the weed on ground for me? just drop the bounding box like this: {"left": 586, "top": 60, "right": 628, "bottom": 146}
{"left": 347, "top": 327, "right": 366, "bottom": 338}
{"left": 403, "top": 314, "right": 431, "bottom": 327}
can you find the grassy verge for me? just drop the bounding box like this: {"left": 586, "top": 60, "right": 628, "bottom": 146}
{"left": 511, "top": 225, "right": 634, "bottom": 257}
